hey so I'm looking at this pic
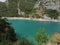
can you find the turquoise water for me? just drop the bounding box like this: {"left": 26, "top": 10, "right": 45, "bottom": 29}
{"left": 9, "top": 20, "right": 60, "bottom": 44}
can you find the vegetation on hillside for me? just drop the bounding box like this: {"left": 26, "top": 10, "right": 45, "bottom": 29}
{"left": 20, "top": 0, "right": 37, "bottom": 14}
{"left": 45, "top": 9, "right": 60, "bottom": 19}
{"left": 0, "top": 0, "right": 60, "bottom": 19}
{"left": 7, "top": 0, "right": 19, "bottom": 17}
{"left": 0, "top": 2, "right": 8, "bottom": 16}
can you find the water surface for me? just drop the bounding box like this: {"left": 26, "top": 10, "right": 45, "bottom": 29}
{"left": 9, "top": 20, "right": 60, "bottom": 44}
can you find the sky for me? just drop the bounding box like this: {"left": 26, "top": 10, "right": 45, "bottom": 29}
{"left": 0, "top": 0, "right": 6, "bottom": 2}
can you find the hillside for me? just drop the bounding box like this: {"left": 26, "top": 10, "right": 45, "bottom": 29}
{"left": 0, "top": 0, "right": 60, "bottom": 19}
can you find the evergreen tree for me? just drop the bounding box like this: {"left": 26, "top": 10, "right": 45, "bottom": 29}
{"left": 36, "top": 28, "right": 49, "bottom": 45}
{"left": 0, "top": 17, "right": 17, "bottom": 42}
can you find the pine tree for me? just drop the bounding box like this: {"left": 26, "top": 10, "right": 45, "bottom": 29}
{"left": 0, "top": 17, "right": 17, "bottom": 42}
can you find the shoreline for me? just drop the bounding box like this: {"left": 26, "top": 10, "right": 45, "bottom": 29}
{"left": 2, "top": 17, "right": 60, "bottom": 22}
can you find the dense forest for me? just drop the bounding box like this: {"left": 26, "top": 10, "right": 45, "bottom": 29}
{"left": 0, "top": 0, "right": 37, "bottom": 17}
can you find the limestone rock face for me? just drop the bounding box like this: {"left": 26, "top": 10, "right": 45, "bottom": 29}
{"left": 34, "top": 0, "right": 60, "bottom": 11}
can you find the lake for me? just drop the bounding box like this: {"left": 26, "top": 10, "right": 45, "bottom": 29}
{"left": 9, "top": 19, "right": 60, "bottom": 45}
